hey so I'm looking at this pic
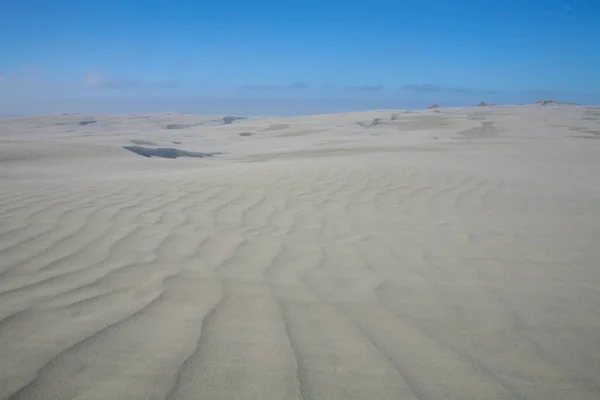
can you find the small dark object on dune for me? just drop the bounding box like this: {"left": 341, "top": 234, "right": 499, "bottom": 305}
{"left": 79, "top": 120, "right": 97, "bottom": 126}
{"left": 536, "top": 100, "right": 556, "bottom": 106}
{"left": 122, "top": 146, "right": 221, "bottom": 159}
{"left": 428, "top": 104, "right": 439, "bottom": 109}
{"left": 131, "top": 139, "right": 157, "bottom": 146}
{"left": 172, "top": 140, "right": 182, "bottom": 144}
{"left": 223, "top": 116, "right": 247, "bottom": 125}
{"left": 239, "top": 132, "right": 253, "bottom": 137}
{"left": 357, "top": 118, "right": 385, "bottom": 128}
{"left": 476, "top": 101, "right": 488, "bottom": 107}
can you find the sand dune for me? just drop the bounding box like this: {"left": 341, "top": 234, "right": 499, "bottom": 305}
{"left": 1, "top": 106, "right": 600, "bottom": 399}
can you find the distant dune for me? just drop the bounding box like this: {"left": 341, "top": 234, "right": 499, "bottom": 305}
{"left": 1, "top": 106, "right": 600, "bottom": 399}
{"left": 536, "top": 99, "right": 582, "bottom": 106}
{"left": 130, "top": 139, "right": 158, "bottom": 146}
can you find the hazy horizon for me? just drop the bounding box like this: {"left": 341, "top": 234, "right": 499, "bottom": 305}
{"left": 2, "top": 0, "right": 599, "bottom": 115}
{"left": 2, "top": 95, "right": 596, "bottom": 118}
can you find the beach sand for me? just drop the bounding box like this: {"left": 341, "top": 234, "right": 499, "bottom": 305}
{"left": 1, "top": 105, "right": 599, "bottom": 399}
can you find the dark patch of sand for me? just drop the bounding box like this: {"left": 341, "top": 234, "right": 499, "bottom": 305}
{"left": 223, "top": 116, "right": 247, "bottom": 125}
{"left": 122, "top": 146, "right": 221, "bottom": 159}
{"left": 79, "top": 120, "right": 97, "bottom": 126}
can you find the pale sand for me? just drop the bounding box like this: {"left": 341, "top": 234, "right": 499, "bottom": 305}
{"left": 1, "top": 106, "right": 600, "bottom": 399}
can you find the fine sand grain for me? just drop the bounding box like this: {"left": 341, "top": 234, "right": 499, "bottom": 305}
{"left": 1, "top": 106, "right": 599, "bottom": 399}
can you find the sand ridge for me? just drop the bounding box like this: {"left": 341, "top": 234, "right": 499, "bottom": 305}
{"left": 1, "top": 106, "right": 600, "bottom": 399}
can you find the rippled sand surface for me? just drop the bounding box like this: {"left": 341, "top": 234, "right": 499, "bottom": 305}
{"left": 1, "top": 106, "right": 599, "bottom": 399}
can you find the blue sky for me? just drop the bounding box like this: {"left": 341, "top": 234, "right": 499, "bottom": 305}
{"left": 1, "top": 0, "right": 599, "bottom": 114}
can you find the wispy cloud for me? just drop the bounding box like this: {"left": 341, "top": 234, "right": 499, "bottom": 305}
{"left": 563, "top": 0, "right": 589, "bottom": 13}
{"left": 0, "top": 64, "right": 47, "bottom": 91}
{"left": 82, "top": 70, "right": 177, "bottom": 90}
{"left": 83, "top": 70, "right": 104, "bottom": 88}
{"left": 319, "top": 83, "right": 384, "bottom": 92}
{"left": 151, "top": 81, "right": 180, "bottom": 89}
{"left": 401, "top": 83, "right": 472, "bottom": 94}
{"left": 99, "top": 79, "right": 140, "bottom": 90}
{"left": 17, "top": 64, "right": 42, "bottom": 89}
{"left": 243, "top": 84, "right": 274, "bottom": 90}
{"left": 345, "top": 85, "right": 384, "bottom": 92}
{"left": 243, "top": 81, "right": 309, "bottom": 90}
{"left": 287, "top": 81, "right": 309, "bottom": 90}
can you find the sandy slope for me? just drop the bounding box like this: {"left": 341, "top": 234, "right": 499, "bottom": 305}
{"left": 1, "top": 106, "right": 599, "bottom": 399}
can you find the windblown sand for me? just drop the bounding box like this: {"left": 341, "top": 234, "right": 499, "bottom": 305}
{"left": 1, "top": 106, "right": 599, "bottom": 399}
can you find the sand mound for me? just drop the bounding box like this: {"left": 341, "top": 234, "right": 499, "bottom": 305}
{"left": 536, "top": 99, "right": 581, "bottom": 106}
{"left": 260, "top": 124, "right": 290, "bottom": 132}
{"left": 427, "top": 104, "right": 439, "bottom": 109}
{"left": 163, "top": 117, "right": 246, "bottom": 130}
{"left": 130, "top": 140, "right": 158, "bottom": 146}
{"left": 476, "top": 101, "right": 488, "bottom": 107}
